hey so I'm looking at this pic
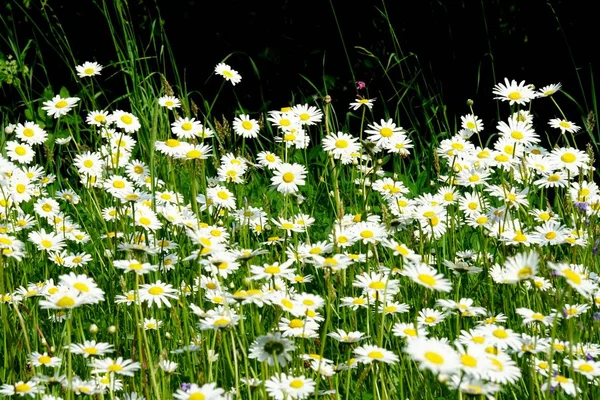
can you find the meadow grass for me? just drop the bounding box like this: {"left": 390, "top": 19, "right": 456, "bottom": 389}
{"left": 1, "top": 1, "right": 600, "bottom": 399}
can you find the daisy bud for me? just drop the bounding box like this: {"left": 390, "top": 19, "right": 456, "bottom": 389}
{"left": 377, "top": 158, "right": 383, "bottom": 165}
{"left": 41, "top": 338, "right": 47, "bottom": 346}
{"left": 4, "top": 124, "right": 16, "bottom": 134}
{"left": 324, "top": 95, "right": 332, "bottom": 104}
{"left": 108, "top": 325, "right": 117, "bottom": 334}
{"left": 89, "top": 324, "right": 98, "bottom": 334}
{"left": 466, "top": 99, "right": 474, "bottom": 106}
{"left": 229, "top": 282, "right": 235, "bottom": 289}
{"left": 165, "top": 332, "right": 172, "bottom": 340}
{"left": 352, "top": 159, "right": 359, "bottom": 165}
{"left": 50, "top": 346, "right": 56, "bottom": 352}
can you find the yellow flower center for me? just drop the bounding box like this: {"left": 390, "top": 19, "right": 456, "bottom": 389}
{"left": 55, "top": 100, "right": 68, "bottom": 108}
{"left": 360, "top": 230, "right": 374, "bottom": 239}
{"left": 424, "top": 351, "right": 444, "bottom": 365}
{"left": 563, "top": 269, "right": 582, "bottom": 285}
{"left": 39, "top": 355, "right": 52, "bottom": 364}
{"left": 560, "top": 152, "right": 576, "bottom": 163}
{"left": 368, "top": 351, "right": 384, "bottom": 359}
{"left": 282, "top": 172, "right": 295, "bottom": 183}
{"left": 289, "top": 319, "right": 304, "bottom": 328}
{"left": 217, "top": 191, "right": 229, "bottom": 200}
{"left": 508, "top": 92, "right": 521, "bottom": 100}
{"left": 579, "top": 364, "right": 594, "bottom": 373}
{"left": 181, "top": 122, "right": 193, "bottom": 131}
{"left": 517, "top": 267, "right": 532, "bottom": 279}
{"left": 73, "top": 283, "right": 89, "bottom": 292}
{"left": 148, "top": 286, "right": 164, "bottom": 295}
{"left": 165, "top": 139, "right": 180, "bottom": 147}
{"left": 335, "top": 139, "right": 349, "bottom": 148}
{"left": 379, "top": 127, "right": 393, "bottom": 138}
{"left": 511, "top": 131, "right": 523, "bottom": 140}
{"left": 15, "top": 383, "right": 31, "bottom": 393}
{"left": 369, "top": 281, "right": 385, "bottom": 290}
{"left": 84, "top": 67, "right": 95, "bottom": 75}
{"left": 120, "top": 115, "right": 133, "bottom": 125}
{"left": 241, "top": 121, "right": 253, "bottom": 130}
{"left": 492, "top": 329, "right": 508, "bottom": 339}
{"left": 418, "top": 274, "right": 436, "bottom": 286}
{"left": 461, "top": 354, "right": 477, "bottom": 368}
{"left": 23, "top": 128, "right": 35, "bottom": 137}
{"left": 264, "top": 266, "right": 281, "bottom": 275}
{"left": 56, "top": 296, "right": 75, "bottom": 308}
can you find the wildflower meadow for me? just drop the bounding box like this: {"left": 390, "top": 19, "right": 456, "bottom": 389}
{"left": 1, "top": 1, "right": 600, "bottom": 399}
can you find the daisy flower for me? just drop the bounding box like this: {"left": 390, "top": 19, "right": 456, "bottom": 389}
{"left": 215, "top": 62, "right": 241, "bottom": 85}
{"left": 328, "top": 329, "right": 368, "bottom": 343}
{"left": 233, "top": 114, "right": 260, "bottom": 138}
{"left": 248, "top": 332, "right": 295, "bottom": 367}
{"left": 271, "top": 162, "right": 307, "bottom": 194}
{"left": 392, "top": 322, "right": 428, "bottom": 340}
{"left": 460, "top": 113, "right": 484, "bottom": 133}
{"left": 322, "top": 131, "right": 360, "bottom": 163}
{"left": 354, "top": 344, "right": 399, "bottom": 364}
{"left": 404, "top": 337, "right": 461, "bottom": 374}
{"left": 402, "top": 261, "right": 452, "bottom": 292}
{"left": 86, "top": 110, "right": 110, "bottom": 126}
{"left": 349, "top": 97, "right": 375, "bottom": 110}
{"left": 0, "top": 381, "right": 44, "bottom": 397}
{"left": 171, "top": 117, "right": 202, "bottom": 139}
{"left": 75, "top": 61, "right": 103, "bottom": 78}
{"left": 265, "top": 374, "right": 315, "bottom": 400}
{"left": 6, "top": 140, "right": 35, "bottom": 164}
{"left": 41, "top": 94, "right": 80, "bottom": 118}
{"left": 158, "top": 95, "right": 181, "bottom": 109}
{"left": 365, "top": 118, "right": 405, "bottom": 148}
{"left": 90, "top": 357, "right": 141, "bottom": 377}
{"left": 291, "top": 103, "right": 323, "bottom": 125}
{"left": 548, "top": 118, "right": 581, "bottom": 135}
{"left": 138, "top": 280, "right": 179, "bottom": 308}
{"left": 69, "top": 340, "right": 114, "bottom": 358}
{"left": 548, "top": 146, "right": 590, "bottom": 174}
{"left": 74, "top": 151, "right": 105, "bottom": 177}
{"left": 541, "top": 374, "right": 579, "bottom": 397}
{"left": 29, "top": 352, "right": 62, "bottom": 368}
{"left": 538, "top": 82, "right": 562, "bottom": 97}
{"left": 110, "top": 110, "right": 141, "bottom": 133}
{"left": 492, "top": 78, "right": 537, "bottom": 105}
{"left": 256, "top": 151, "right": 282, "bottom": 170}
{"left": 15, "top": 121, "right": 47, "bottom": 144}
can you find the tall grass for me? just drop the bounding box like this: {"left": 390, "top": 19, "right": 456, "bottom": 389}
{"left": 0, "top": 1, "right": 599, "bottom": 399}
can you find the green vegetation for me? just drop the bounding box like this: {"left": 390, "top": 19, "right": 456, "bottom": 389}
{"left": 0, "top": 1, "right": 599, "bottom": 399}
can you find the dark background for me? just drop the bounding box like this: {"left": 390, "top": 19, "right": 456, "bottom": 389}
{"left": 3, "top": 0, "right": 598, "bottom": 133}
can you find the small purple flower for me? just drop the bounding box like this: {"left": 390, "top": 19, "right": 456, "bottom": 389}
{"left": 574, "top": 201, "right": 589, "bottom": 212}
{"left": 587, "top": 353, "right": 595, "bottom": 361}
{"left": 549, "top": 384, "right": 557, "bottom": 394}
{"left": 593, "top": 312, "right": 600, "bottom": 321}
{"left": 181, "top": 383, "right": 191, "bottom": 392}
{"left": 356, "top": 81, "right": 366, "bottom": 90}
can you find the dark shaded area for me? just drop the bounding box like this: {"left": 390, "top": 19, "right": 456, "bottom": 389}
{"left": 3, "top": 0, "right": 598, "bottom": 131}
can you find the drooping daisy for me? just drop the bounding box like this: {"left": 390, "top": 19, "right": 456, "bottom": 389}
{"left": 549, "top": 118, "right": 581, "bottom": 135}
{"left": 214, "top": 62, "right": 241, "bottom": 85}
{"left": 538, "top": 82, "right": 562, "bottom": 97}
{"left": 75, "top": 61, "right": 103, "bottom": 78}
{"left": 349, "top": 97, "right": 375, "bottom": 110}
